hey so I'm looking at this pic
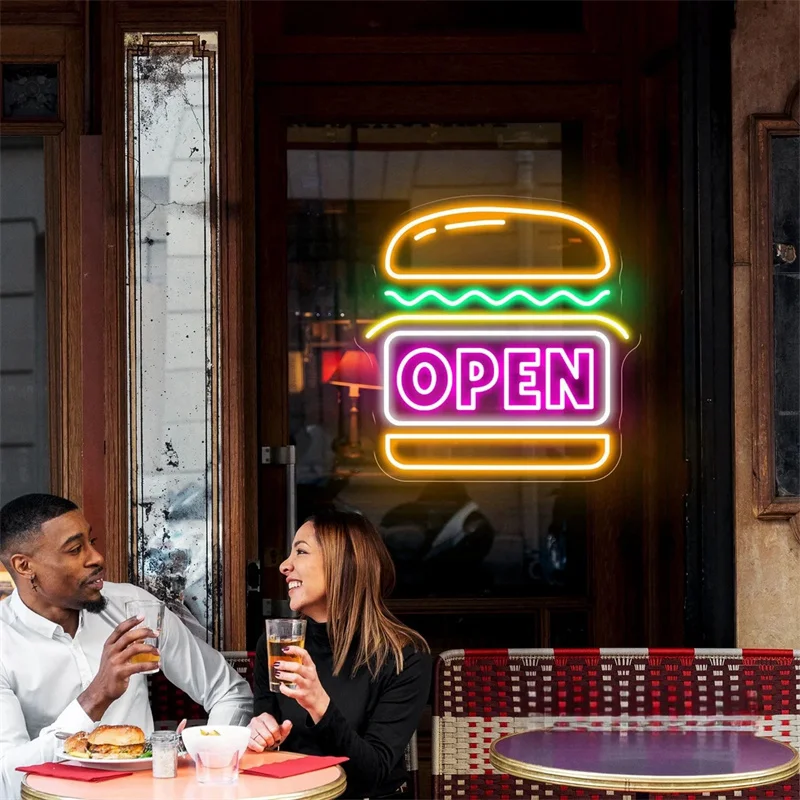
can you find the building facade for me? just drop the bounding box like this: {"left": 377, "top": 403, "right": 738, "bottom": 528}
{"left": 0, "top": 0, "right": 797, "bottom": 655}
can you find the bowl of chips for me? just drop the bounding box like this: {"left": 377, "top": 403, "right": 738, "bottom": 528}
{"left": 181, "top": 725, "right": 250, "bottom": 763}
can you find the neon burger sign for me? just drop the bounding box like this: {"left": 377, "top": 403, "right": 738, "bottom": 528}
{"left": 365, "top": 201, "right": 634, "bottom": 480}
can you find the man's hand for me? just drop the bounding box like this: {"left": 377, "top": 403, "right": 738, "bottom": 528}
{"left": 78, "top": 616, "right": 160, "bottom": 721}
{"left": 247, "top": 714, "right": 292, "bottom": 751}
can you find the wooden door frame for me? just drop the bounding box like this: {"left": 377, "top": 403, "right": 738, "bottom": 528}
{"left": 252, "top": 0, "right": 623, "bottom": 57}
{"left": 255, "top": 79, "right": 643, "bottom": 645}
{"left": 679, "top": 0, "right": 736, "bottom": 647}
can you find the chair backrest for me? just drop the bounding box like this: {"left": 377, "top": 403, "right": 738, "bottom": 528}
{"left": 148, "top": 650, "right": 420, "bottom": 797}
{"left": 432, "top": 647, "right": 800, "bottom": 800}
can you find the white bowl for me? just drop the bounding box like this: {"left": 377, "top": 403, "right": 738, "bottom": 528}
{"left": 181, "top": 725, "right": 250, "bottom": 763}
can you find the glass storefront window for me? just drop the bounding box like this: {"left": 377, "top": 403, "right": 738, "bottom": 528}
{"left": 0, "top": 137, "right": 48, "bottom": 506}
{"left": 286, "top": 122, "right": 588, "bottom": 599}
{"left": 0, "top": 136, "right": 47, "bottom": 599}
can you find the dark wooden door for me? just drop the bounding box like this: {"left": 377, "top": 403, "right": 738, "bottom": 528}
{"left": 252, "top": 0, "right": 684, "bottom": 655}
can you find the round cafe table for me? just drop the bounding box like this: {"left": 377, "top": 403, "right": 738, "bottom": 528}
{"left": 21, "top": 751, "right": 346, "bottom": 800}
{"left": 489, "top": 729, "right": 800, "bottom": 794}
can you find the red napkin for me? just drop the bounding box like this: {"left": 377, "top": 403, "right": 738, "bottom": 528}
{"left": 17, "top": 763, "right": 133, "bottom": 781}
{"left": 242, "top": 755, "right": 348, "bottom": 778}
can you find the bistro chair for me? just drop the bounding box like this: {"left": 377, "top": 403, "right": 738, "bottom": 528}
{"left": 432, "top": 647, "right": 800, "bottom": 800}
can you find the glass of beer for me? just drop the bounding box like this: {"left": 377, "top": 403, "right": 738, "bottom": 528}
{"left": 124, "top": 599, "right": 164, "bottom": 674}
{"left": 265, "top": 618, "right": 306, "bottom": 691}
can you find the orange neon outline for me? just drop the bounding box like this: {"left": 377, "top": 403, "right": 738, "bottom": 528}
{"left": 382, "top": 203, "right": 616, "bottom": 283}
{"left": 413, "top": 227, "right": 437, "bottom": 241}
{"left": 443, "top": 219, "right": 507, "bottom": 231}
{"left": 381, "top": 431, "right": 615, "bottom": 475}
{"left": 364, "top": 313, "right": 631, "bottom": 342}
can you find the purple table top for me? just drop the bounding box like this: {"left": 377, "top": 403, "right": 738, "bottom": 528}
{"left": 490, "top": 730, "right": 800, "bottom": 792}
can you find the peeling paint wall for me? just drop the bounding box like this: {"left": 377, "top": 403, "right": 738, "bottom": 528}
{"left": 731, "top": 0, "right": 800, "bottom": 647}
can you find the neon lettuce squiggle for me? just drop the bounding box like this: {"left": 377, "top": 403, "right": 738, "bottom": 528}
{"left": 385, "top": 288, "right": 611, "bottom": 310}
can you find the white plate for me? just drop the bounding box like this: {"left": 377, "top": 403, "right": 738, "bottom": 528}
{"left": 56, "top": 753, "right": 192, "bottom": 772}
{"left": 56, "top": 754, "right": 154, "bottom": 771}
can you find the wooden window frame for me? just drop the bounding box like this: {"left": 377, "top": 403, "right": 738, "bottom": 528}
{"left": 751, "top": 83, "right": 800, "bottom": 531}
{"left": 100, "top": 1, "right": 253, "bottom": 649}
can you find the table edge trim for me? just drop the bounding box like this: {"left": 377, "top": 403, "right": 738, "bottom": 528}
{"left": 21, "top": 769, "right": 347, "bottom": 800}
{"left": 488, "top": 733, "right": 800, "bottom": 792}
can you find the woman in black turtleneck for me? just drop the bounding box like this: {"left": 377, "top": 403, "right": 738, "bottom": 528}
{"left": 248, "top": 510, "right": 431, "bottom": 799}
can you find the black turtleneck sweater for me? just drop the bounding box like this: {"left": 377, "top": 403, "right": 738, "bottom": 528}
{"left": 254, "top": 619, "right": 431, "bottom": 799}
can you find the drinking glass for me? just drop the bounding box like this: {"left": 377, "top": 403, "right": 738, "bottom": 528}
{"left": 124, "top": 599, "right": 164, "bottom": 674}
{"left": 265, "top": 618, "right": 306, "bottom": 691}
{"left": 195, "top": 749, "right": 240, "bottom": 785}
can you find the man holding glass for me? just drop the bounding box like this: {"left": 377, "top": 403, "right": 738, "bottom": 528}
{"left": 0, "top": 494, "right": 253, "bottom": 799}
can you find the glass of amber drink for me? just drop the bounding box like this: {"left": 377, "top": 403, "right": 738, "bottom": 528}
{"left": 265, "top": 618, "right": 306, "bottom": 691}
{"left": 124, "top": 600, "right": 164, "bottom": 674}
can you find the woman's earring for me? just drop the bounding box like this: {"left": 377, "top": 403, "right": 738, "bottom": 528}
{"left": 30, "top": 575, "right": 38, "bottom": 592}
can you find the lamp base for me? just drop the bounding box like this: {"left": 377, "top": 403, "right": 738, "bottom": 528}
{"left": 336, "top": 442, "right": 367, "bottom": 464}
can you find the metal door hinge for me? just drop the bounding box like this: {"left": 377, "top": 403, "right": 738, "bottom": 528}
{"left": 261, "top": 445, "right": 296, "bottom": 466}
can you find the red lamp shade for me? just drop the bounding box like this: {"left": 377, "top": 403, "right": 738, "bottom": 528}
{"left": 321, "top": 350, "right": 343, "bottom": 384}
{"left": 327, "top": 349, "right": 381, "bottom": 391}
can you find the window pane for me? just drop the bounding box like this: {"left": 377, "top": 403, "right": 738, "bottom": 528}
{"left": 124, "top": 33, "right": 222, "bottom": 643}
{"left": 772, "top": 134, "right": 800, "bottom": 496}
{"left": 0, "top": 137, "right": 48, "bottom": 504}
{"left": 403, "top": 612, "right": 542, "bottom": 656}
{"left": 0, "top": 136, "right": 48, "bottom": 598}
{"left": 287, "top": 122, "right": 588, "bottom": 599}
{"left": 549, "top": 610, "right": 590, "bottom": 647}
{"left": 2, "top": 64, "right": 59, "bottom": 120}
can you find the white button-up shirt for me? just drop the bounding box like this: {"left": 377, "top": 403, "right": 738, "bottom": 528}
{"left": 0, "top": 582, "right": 253, "bottom": 799}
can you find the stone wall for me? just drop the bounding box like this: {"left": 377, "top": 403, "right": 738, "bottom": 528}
{"left": 732, "top": 0, "right": 800, "bottom": 647}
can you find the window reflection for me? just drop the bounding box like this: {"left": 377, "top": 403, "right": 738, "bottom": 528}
{"left": 0, "top": 136, "right": 48, "bottom": 600}
{"left": 0, "top": 137, "right": 48, "bottom": 506}
{"left": 287, "top": 123, "right": 587, "bottom": 599}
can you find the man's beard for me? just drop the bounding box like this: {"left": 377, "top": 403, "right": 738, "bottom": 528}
{"left": 82, "top": 596, "right": 108, "bottom": 614}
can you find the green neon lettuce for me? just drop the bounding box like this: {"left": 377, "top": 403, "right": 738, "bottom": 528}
{"left": 384, "top": 287, "right": 612, "bottom": 310}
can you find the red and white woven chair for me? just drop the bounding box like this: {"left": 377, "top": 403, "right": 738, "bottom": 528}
{"left": 433, "top": 648, "right": 800, "bottom": 800}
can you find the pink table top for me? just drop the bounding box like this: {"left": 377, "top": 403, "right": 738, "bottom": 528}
{"left": 21, "top": 752, "right": 346, "bottom": 800}
{"left": 490, "top": 730, "right": 800, "bottom": 793}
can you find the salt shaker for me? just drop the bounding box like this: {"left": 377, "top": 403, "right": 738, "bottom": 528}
{"left": 151, "top": 731, "right": 178, "bottom": 779}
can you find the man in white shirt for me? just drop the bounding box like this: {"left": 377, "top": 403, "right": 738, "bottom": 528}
{"left": 0, "top": 494, "right": 253, "bottom": 799}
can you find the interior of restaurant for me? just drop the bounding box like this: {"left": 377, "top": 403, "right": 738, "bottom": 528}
{"left": 1, "top": 0, "right": 798, "bottom": 796}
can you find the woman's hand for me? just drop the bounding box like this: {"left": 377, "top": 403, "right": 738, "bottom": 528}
{"left": 275, "top": 647, "right": 331, "bottom": 724}
{"left": 247, "top": 713, "right": 293, "bottom": 752}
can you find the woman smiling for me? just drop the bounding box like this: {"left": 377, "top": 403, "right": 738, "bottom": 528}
{"left": 249, "top": 509, "right": 431, "bottom": 799}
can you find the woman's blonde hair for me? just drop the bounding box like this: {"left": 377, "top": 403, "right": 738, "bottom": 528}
{"left": 310, "top": 509, "right": 429, "bottom": 677}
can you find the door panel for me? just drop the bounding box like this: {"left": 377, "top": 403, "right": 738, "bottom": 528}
{"left": 256, "top": 82, "right": 635, "bottom": 650}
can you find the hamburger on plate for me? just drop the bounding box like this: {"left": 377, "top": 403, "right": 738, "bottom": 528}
{"left": 64, "top": 725, "right": 146, "bottom": 759}
{"left": 62, "top": 732, "right": 89, "bottom": 758}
